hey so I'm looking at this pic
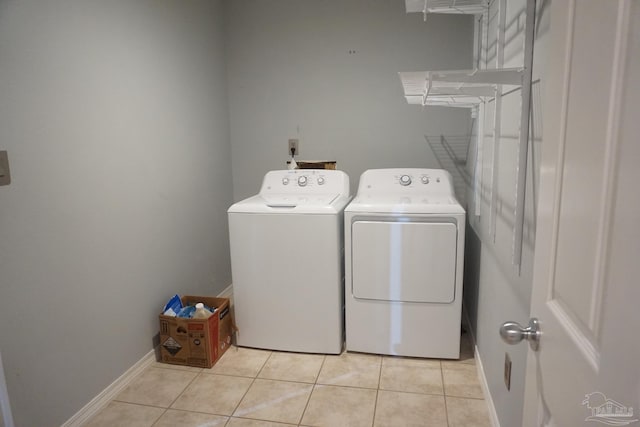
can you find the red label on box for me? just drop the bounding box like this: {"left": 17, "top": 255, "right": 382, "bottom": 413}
{"left": 187, "top": 323, "right": 204, "bottom": 331}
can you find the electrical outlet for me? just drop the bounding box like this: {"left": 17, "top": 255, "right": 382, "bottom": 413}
{"left": 504, "top": 352, "right": 512, "bottom": 391}
{"left": 0, "top": 151, "right": 10, "bottom": 186}
{"left": 288, "top": 139, "right": 299, "bottom": 156}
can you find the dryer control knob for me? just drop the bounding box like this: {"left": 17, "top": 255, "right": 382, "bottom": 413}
{"left": 421, "top": 176, "right": 429, "bottom": 184}
{"left": 399, "top": 175, "right": 412, "bottom": 186}
{"left": 317, "top": 177, "right": 325, "bottom": 185}
{"left": 282, "top": 177, "right": 289, "bottom": 185}
{"left": 298, "top": 175, "right": 308, "bottom": 187}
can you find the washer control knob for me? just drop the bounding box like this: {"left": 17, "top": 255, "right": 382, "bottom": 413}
{"left": 298, "top": 175, "right": 308, "bottom": 187}
{"left": 421, "top": 176, "right": 429, "bottom": 184}
{"left": 282, "top": 177, "right": 289, "bottom": 185}
{"left": 317, "top": 177, "right": 325, "bottom": 185}
{"left": 399, "top": 175, "right": 412, "bottom": 186}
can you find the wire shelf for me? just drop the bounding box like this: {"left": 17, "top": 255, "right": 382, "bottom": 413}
{"left": 399, "top": 68, "right": 523, "bottom": 107}
{"left": 405, "top": 0, "right": 536, "bottom": 267}
{"left": 405, "top": 0, "right": 489, "bottom": 15}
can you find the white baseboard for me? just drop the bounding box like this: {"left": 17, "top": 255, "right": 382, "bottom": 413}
{"left": 462, "top": 305, "right": 499, "bottom": 426}
{"left": 0, "top": 351, "right": 15, "bottom": 427}
{"left": 60, "top": 349, "right": 155, "bottom": 427}
{"left": 62, "top": 285, "right": 234, "bottom": 426}
{"left": 475, "top": 346, "right": 501, "bottom": 427}
{"left": 218, "top": 284, "right": 233, "bottom": 303}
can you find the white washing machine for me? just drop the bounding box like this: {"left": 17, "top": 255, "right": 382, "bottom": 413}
{"left": 228, "top": 169, "right": 350, "bottom": 354}
{"left": 345, "top": 168, "right": 465, "bottom": 359}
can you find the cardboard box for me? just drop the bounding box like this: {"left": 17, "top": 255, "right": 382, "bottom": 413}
{"left": 285, "top": 160, "right": 337, "bottom": 170}
{"left": 159, "top": 296, "right": 232, "bottom": 368}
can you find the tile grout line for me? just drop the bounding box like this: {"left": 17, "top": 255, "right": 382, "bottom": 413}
{"left": 297, "top": 352, "right": 331, "bottom": 426}
{"left": 371, "top": 387, "right": 483, "bottom": 400}
{"left": 255, "top": 350, "right": 274, "bottom": 378}
{"left": 442, "top": 394, "right": 487, "bottom": 401}
{"left": 154, "top": 368, "right": 202, "bottom": 425}
{"left": 105, "top": 365, "right": 203, "bottom": 427}
{"left": 314, "top": 383, "right": 382, "bottom": 392}
{"left": 370, "top": 355, "right": 383, "bottom": 427}
{"left": 441, "top": 361, "right": 451, "bottom": 427}
{"left": 150, "top": 408, "right": 166, "bottom": 427}
{"left": 146, "top": 347, "right": 489, "bottom": 426}
{"left": 109, "top": 400, "right": 172, "bottom": 410}
{"left": 231, "top": 415, "right": 297, "bottom": 426}
{"left": 108, "top": 365, "right": 199, "bottom": 412}
{"left": 149, "top": 408, "right": 168, "bottom": 427}
{"left": 314, "top": 352, "right": 383, "bottom": 391}
{"left": 297, "top": 382, "right": 317, "bottom": 426}
{"left": 201, "top": 371, "right": 265, "bottom": 380}
{"left": 227, "top": 350, "right": 273, "bottom": 420}
{"left": 155, "top": 406, "right": 232, "bottom": 417}
{"left": 315, "top": 353, "right": 329, "bottom": 384}
{"left": 296, "top": 354, "right": 326, "bottom": 426}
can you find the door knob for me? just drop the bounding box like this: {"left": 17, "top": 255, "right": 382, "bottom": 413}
{"left": 499, "top": 318, "right": 541, "bottom": 351}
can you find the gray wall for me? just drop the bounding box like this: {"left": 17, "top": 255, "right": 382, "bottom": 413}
{"left": 0, "top": 1, "right": 232, "bottom": 425}
{"left": 225, "top": 0, "right": 474, "bottom": 200}
{"left": 463, "top": 1, "right": 550, "bottom": 425}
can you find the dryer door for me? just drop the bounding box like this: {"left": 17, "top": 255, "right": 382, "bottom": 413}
{"left": 351, "top": 220, "right": 457, "bottom": 303}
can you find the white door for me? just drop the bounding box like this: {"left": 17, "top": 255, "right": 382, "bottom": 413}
{"left": 520, "top": 1, "right": 640, "bottom": 426}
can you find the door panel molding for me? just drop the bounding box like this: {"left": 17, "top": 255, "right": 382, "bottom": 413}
{"left": 544, "top": 0, "right": 575, "bottom": 303}
{"left": 589, "top": 0, "right": 631, "bottom": 341}
{"left": 548, "top": 299, "right": 599, "bottom": 372}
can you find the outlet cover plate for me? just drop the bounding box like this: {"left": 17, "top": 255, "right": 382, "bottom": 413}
{"left": 288, "top": 139, "right": 299, "bottom": 156}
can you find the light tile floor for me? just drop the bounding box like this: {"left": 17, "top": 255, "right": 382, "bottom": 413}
{"left": 85, "top": 332, "right": 491, "bottom": 427}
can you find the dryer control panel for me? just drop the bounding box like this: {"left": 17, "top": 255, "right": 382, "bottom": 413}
{"left": 356, "top": 168, "right": 455, "bottom": 197}
{"left": 260, "top": 169, "right": 350, "bottom": 196}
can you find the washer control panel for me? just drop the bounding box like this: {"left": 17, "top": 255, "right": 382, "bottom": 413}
{"left": 280, "top": 174, "right": 326, "bottom": 187}
{"left": 261, "top": 169, "right": 350, "bottom": 196}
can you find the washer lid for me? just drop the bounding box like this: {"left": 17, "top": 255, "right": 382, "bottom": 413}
{"left": 263, "top": 194, "right": 339, "bottom": 207}
{"left": 228, "top": 193, "right": 350, "bottom": 214}
{"left": 228, "top": 169, "right": 352, "bottom": 214}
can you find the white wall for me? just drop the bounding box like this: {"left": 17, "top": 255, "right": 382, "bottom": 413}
{"left": 225, "top": 0, "right": 474, "bottom": 200}
{"left": 0, "top": 1, "right": 232, "bottom": 425}
{"left": 463, "top": 1, "right": 550, "bottom": 426}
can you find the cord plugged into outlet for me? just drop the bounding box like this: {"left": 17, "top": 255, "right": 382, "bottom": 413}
{"left": 288, "top": 139, "right": 299, "bottom": 157}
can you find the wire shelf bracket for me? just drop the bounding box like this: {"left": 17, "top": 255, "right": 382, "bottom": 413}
{"left": 405, "top": 0, "right": 489, "bottom": 20}
{"left": 400, "top": 0, "right": 537, "bottom": 269}
{"left": 399, "top": 68, "right": 524, "bottom": 108}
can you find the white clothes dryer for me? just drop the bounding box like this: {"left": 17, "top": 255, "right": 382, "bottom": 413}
{"left": 228, "top": 169, "right": 351, "bottom": 354}
{"left": 345, "top": 168, "right": 465, "bottom": 359}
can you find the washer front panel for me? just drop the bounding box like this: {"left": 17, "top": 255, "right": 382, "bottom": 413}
{"left": 351, "top": 220, "right": 457, "bottom": 303}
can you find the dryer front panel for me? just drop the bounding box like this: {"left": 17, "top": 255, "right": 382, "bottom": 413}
{"left": 351, "top": 220, "right": 457, "bottom": 303}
